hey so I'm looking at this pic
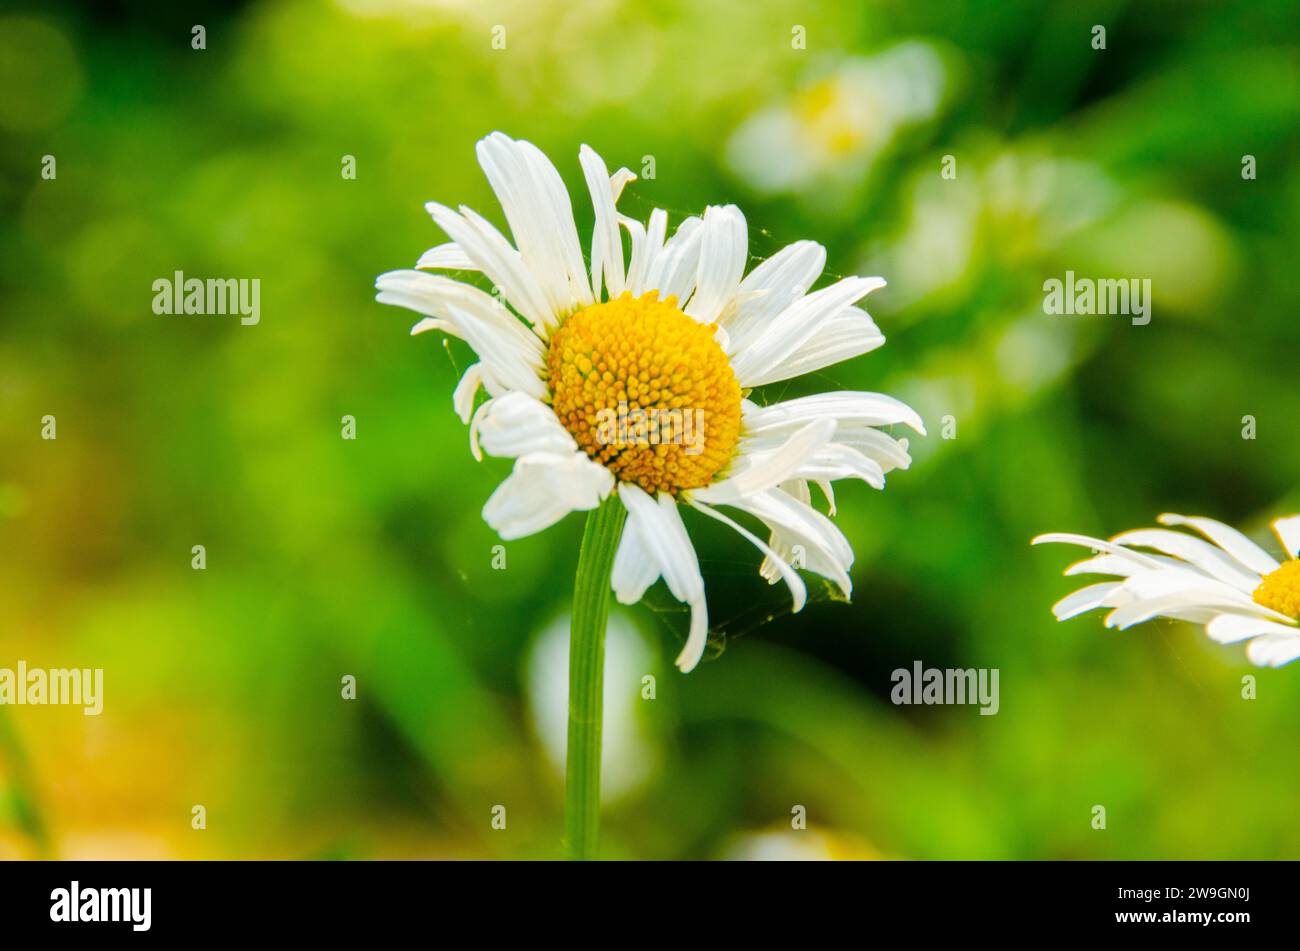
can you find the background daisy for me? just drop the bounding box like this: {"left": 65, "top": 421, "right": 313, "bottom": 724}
{"left": 1035, "top": 514, "right": 1300, "bottom": 666}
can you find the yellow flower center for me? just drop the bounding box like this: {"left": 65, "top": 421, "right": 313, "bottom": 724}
{"left": 546, "top": 290, "right": 742, "bottom": 496}
{"left": 1253, "top": 559, "right": 1300, "bottom": 619}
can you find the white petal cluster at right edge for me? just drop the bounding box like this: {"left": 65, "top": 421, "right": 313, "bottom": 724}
{"left": 1034, "top": 514, "right": 1300, "bottom": 667}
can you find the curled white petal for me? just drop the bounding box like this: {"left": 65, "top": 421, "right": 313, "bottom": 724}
{"left": 1272, "top": 515, "right": 1300, "bottom": 560}
{"left": 618, "top": 484, "right": 709, "bottom": 672}
{"left": 482, "top": 452, "right": 612, "bottom": 541}
{"left": 472, "top": 392, "right": 577, "bottom": 460}
{"left": 728, "top": 486, "right": 853, "bottom": 598}
{"left": 693, "top": 419, "right": 836, "bottom": 505}
{"left": 375, "top": 269, "right": 547, "bottom": 400}
{"left": 453, "top": 363, "right": 486, "bottom": 425}
{"left": 690, "top": 499, "right": 807, "bottom": 613}
{"left": 611, "top": 511, "right": 661, "bottom": 606}
{"left": 1245, "top": 633, "right": 1300, "bottom": 667}
{"left": 792, "top": 443, "right": 888, "bottom": 490}
{"left": 417, "top": 243, "right": 479, "bottom": 271}
{"left": 744, "top": 391, "right": 926, "bottom": 437}
{"left": 424, "top": 201, "right": 553, "bottom": 331}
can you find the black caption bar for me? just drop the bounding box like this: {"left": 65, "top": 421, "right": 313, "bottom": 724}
{"left": 0, "top": 860, "right": 1276, "bottom": 939}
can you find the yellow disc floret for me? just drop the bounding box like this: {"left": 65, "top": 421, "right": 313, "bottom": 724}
{"left": 546, "top": 290, "right": 742, "bottom": 495}
{"left": 1253, "top": 559, "right": 1300, "bottom": 619}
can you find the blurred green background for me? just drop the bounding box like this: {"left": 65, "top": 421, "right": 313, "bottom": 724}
{"left": 2, "top": 0, "right": 1299, "bottom": 859}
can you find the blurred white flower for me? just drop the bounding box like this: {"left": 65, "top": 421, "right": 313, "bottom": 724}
{"left": 722, "top": 828, "right": 881, "bottom": 860}
{"left": 726, "top": 42, "right": 948, "bottom": 194}
{"left": 866, "top": 148, "right": 1119, "bottom": 311}
{"left": 525, "top": 613, "right": 656, "bottom": 801}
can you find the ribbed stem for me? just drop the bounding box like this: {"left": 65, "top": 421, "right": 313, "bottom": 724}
{"left": 564, "top": 494, "right": 627, "bottom": 861}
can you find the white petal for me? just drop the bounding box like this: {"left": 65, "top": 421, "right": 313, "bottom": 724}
{"left": 692, "top": 419, "right": 836, "bottom": 504}
{"left": 453, "top": 363, "right": 487, "bottom": 424}
{"left": 618, "top": 484, "right": 709, "bottom": 672}
{"left": 375, "top": 270, "right": 547, "bottom": 400}
{"left": 610, "top": 167, "right": 636, "bottom": 200}
{"left": 726, "top": 487, "right": 853, "bottom": 598}
{"left": 1110, "top": 528, "right": 1263, "bottom": 592}
{"left": 724, "top": 240, "right": 826, "bottom": 347}
{"left": 424, "top": 202, "right": 554, "bottom": 331}
{"left": 617, "top": 485, "right": 703, "bottom": 607}
{"left": 410, "top": 316, "right": 454, "bottom": 337}
{"left": 1272, "top": 515, "right": 1300, "bottom": 559}
{"left": 1246, "top": 633, "right": 1300, "bottom": 667}
{"left": 622, "top": 208, "right": 667, "bottom": 297}
{"left": 1119, "top": 567, "right": 1260, "bottom": 608}
{"left": 611, "top": 512, "right": 660, "bottom": 605}
{"left": 813, "top": 478, "right": 836, "bottom": 514}
{"left": 744, "top": 391, "right": 926, "bottom": 437}
{"left": 677, "top": 599, "right": 710, "bottom": 673}
{"left": 1052, "top": 582, "right": 1125, "bottom": 620}
{"left": 472, "top": 392, "right": 577, "bottom": 460}
{"left": 1206, "top": 613, "right": 1300, "bottom": 645}
{"left": 475, "top": 133, "right": 592, "bottom": 317}
{"left": 690, "top": 500, "right": 807, "bottom": 612}
{"left": 1032, "top": 533, "right": 1168, "bottom": 571}
{"left": 1064, "top": 553, "right": 1152, "bottom": 578}
{"left": 645, "top": 216, "right": 704, "bottom": 303}
{"left": 1157, "top": 513, "right": 1280, "bottom": 575}
{"left": 579, "top": 144, "right": 627, "bottom": 300}
{"left": 417, "top": 243, "right": 479, "bottom": 271}
{"left": 742, "top": 306, "right": 885, "bottom": 386}
{"left": 793, "top": 442, "right": 888, "bottom": 490}
{"left": 616, "top": 216, "right": 647, "bottom": 291}
{"left": 760, "top": 479, "right": 811, "bottom": 584}
{"left": 684, "top": 205, "right": 747, "bottom": 324}
{"left": 482, "top": 452, "right": 613, "bottom": 541}
{"left": 1100, "top": 567, "right": 1286, "bottom": 627}
{"left": 829, "top": 426, "right": 913, "bottom": 472}
{"left": 736, "top": 428, "right": 892, "bottom": 488}
{"left": 1104, "top": 594, "right": 1214, "bottom": 630}
{"left": 729, "top": 276, "right": 885, "bottom": 386}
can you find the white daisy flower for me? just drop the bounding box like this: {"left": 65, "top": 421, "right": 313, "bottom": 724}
{"left": 1033, "top": 513, "right": 1300, "bottom": 667}
{"left": 376, "top": 132, "right": 924, "bottom": 673}
{"left": 725, "top": 43, "right": 947, "bottom": 195}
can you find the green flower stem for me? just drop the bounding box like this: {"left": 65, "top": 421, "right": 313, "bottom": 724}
{"left": 565, "top": 493, "right": 627, "bottom": 861}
